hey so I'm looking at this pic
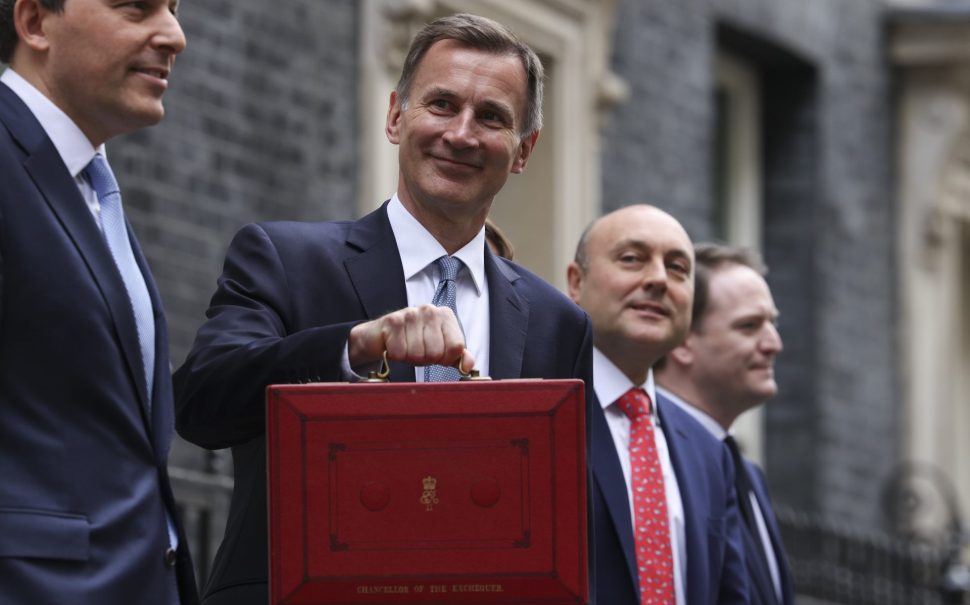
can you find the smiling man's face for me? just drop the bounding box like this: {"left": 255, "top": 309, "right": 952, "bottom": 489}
{"left": 685, "top": 263, "right": 783, "bottom": 413}
{"left": 29, "top": 0, "right": 185, "bottom": 145}
{"left": 386, "top": 38, "right": 537, "bottom": 228}
{"left": 568, "top": 205, "right": 695, "bottom": 378}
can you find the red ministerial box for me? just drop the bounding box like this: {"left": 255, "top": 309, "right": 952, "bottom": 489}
{"left": 267, "top": 379, "right": 587, "bottom": 605}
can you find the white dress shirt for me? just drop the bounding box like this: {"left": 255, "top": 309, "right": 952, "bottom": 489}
{"left": 1, "top": 68, "right": 106, "bottom": 228}
{"left": 593, "top": 348, "right": 686, "bottom": 605}
{"left": 376, "top": 195, "right": 491, "bottom": 379}
{"left": 658, "top": 386, "right": 784, "bottom": 602}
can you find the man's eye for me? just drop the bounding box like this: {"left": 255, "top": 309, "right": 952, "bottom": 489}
{"left": 617, "top": 254, "right": 646, "bottom": 269}
{"left": 667, "top": 262, "right": 689, "bottom": 274}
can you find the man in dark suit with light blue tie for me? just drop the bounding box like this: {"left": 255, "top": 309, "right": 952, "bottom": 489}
{"left": 0, "top": 0, "right": 197, "bottom": 603}
{"left": 656, "top": 243, "right": 795, "bottom": 605}
{"left": 173, "top": 13, "right": 594, "bottom": 605}
{"left": 567, "top": 204, "right": 749, "bottom": 604}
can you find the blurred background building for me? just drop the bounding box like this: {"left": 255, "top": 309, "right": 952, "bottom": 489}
{"left": 6, "top": 0, "right": 970, "bottom": 602}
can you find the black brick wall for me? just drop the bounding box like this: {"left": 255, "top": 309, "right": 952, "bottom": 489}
{"left": 604, "top": 0, "right": 898, "bottom": 530}
{"left": 108, "top": 1, "right": 360, "bottom": 479}
{"left": 112, "top": 0, "right": 360, "bottom": 366}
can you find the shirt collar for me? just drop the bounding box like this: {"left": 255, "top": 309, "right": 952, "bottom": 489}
{"left": 0, "top": 68, "right": 103, "bottom": 178}
{"left": 592, "top": 347, "right": 657, "bottom": 411}
{"left": 387, "top": 194, "right": 486, "bottom": 295}
{"left": 655, "top": 386, "right": 728, "bottom": 440}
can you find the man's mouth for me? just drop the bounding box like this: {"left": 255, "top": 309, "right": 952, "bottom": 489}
{"left": 132, "top": 65, "right": 170, "bottom": 82}
{"left": 628, "top": 301, "right": 669, "bottom": 317}
{"left": 431, "top": 154, "right": 481, "bottom": 170}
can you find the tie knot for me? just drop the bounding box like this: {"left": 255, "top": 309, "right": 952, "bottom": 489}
{"left": 435, "top": 255, "right": 461, "bottom": 282}
{"left": 723, "top": 435, "right": 743, "bottom": 460}
{"left": 84, "top": 154, "right": 120, "bottom": 200}
{"left": 617, "top": 387, "right": 651, "bottom": 421}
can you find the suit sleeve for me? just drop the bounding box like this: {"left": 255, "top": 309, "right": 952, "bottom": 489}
{"left": 718, "top": 441, "right": 752, "bottom": 604}
{"left": 0, "top": 208, "right": 4, "bottom": 324}
{"left": 574, "top": 315, "right": 597, "bottom": 605}
{"left": 173, "top": 223, "right": 358, "bottom": 450}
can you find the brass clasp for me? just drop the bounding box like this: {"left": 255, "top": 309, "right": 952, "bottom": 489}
{"left": 458, "top": 355, "right": 491, "bottom": 381}
{"left": 363, "top": 351, "right": 391, "bottom": 383}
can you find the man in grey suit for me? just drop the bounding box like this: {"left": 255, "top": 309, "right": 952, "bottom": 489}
{"left": 0, "top": 0, "right": 197, "bottom": 603}
{"left": 655, "top": 242, "right": 795, "bottom": 605}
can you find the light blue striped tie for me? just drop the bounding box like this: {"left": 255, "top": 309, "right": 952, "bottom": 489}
{"left": 84, "top": 154, "right": 155, "bottom": 401}
{"left": 424, "top": 255, "right": 464, "bottom": 382}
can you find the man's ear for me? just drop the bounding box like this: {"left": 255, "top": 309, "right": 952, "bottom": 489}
{"left": 566, "top": 261, "right": 584, "bottom": 305}
{"left": 385, "top": 90, "right": 402, "bottom": 145}
{"left": 510, "top": 130, "right": 539, "bottom": 174}
{"left": 14, "top": 0, "right": 53, "bottom": 54}
{"left": 668, "top": 336, "right": 695, "bottom": 367}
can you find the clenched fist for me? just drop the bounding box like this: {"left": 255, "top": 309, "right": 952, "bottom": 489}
{"left": 348, "top": 304, "right": 474, "bottom": 372}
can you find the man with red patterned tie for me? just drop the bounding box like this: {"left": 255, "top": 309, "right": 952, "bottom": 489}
{"left": 567, "top": 204, "right": 749, "bottom": 604}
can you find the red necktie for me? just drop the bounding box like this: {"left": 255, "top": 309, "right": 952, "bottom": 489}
{"left": 617, "top": 388, "right": 676, "bottom": 605}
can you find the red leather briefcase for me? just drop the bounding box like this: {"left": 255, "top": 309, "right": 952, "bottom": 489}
{"left": 267, "top": 379, "right": 587, "bottom": 604}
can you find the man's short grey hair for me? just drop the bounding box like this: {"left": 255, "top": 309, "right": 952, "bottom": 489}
{"left": 395, "top": 12, "right": 544, "bottom": 137}
{"left": 691, "top": 242, "right": 767, "bottom": 330}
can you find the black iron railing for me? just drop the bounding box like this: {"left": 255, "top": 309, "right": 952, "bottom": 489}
{"left": 778, "top": 507, "right": 969, "bottom": 605}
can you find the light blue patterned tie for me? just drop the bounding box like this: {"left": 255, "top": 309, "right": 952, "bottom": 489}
{"left": 84, "top": 154, "right": 155, "bottom": 402}
{"left": 424, "top": 255, "right": 464, "bottom": 382}
{"left": 85, "top": 156, "right": 176, "bottom": 552}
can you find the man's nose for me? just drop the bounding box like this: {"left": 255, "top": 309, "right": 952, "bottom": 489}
{"left": 441, "top": 109, "right": 479, "bottom": 149}
{"left": 761, "top": 322, "right": 783, "bottom": 354}
{"left": 640, "top": 258, "right": 669, "bottom": 291}
{"left": 151, "top": 10, "right": 187, "bottom": 56}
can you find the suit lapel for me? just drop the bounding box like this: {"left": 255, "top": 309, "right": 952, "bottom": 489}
{"left": 485, "top": 252, "right": 528, "bottom": 379}
{"left": 740, "top": 521, "right": 778, "bottom": 604}
{"left": 655, "top": 396, "right": 708, "bottom": 599}
{"left": 749, "top": 464, "right": 795, "bottom": 603}
{"left": 131, "top": 228, "right": 172, "bottom": 458}
{"left": 343, "top": 203, "right": 410, "bottom": 381}
{"left": 590, "top": 396, "right": 639, "bottom": 594}
{"left": 0, "top": 84, "right": 151, "bottom": 419}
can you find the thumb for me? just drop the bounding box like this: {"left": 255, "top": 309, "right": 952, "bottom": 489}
{"left": 455, "top": 348, "right": 476, "bottom": 374}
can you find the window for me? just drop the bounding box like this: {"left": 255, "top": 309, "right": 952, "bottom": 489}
{"left": 714, "top": 50, "right": 766, "bottom": 464}
{"left": 714, "top": 52, "right": 763, "bottom": 249}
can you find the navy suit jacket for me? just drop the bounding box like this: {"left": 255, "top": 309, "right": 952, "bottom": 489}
{"left": 173, "top": 204, "right": 595, "bottom": 604}
{"left": 740, "top": 457, "right": 795, "bottom": 605}
{"left": 0, "top": 82, "right": 198, "bottom": 604}
{"left": 590, "top": 390, "right": 749, "bottom": 604}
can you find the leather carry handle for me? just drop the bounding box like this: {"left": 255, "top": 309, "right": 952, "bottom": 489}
{"left": 364, "top": 351, "right": 492, "bottom": 382}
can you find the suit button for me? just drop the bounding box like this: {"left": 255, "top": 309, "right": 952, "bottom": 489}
{"left": 164, "top": 547, "right": 177, "bottom": 567}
